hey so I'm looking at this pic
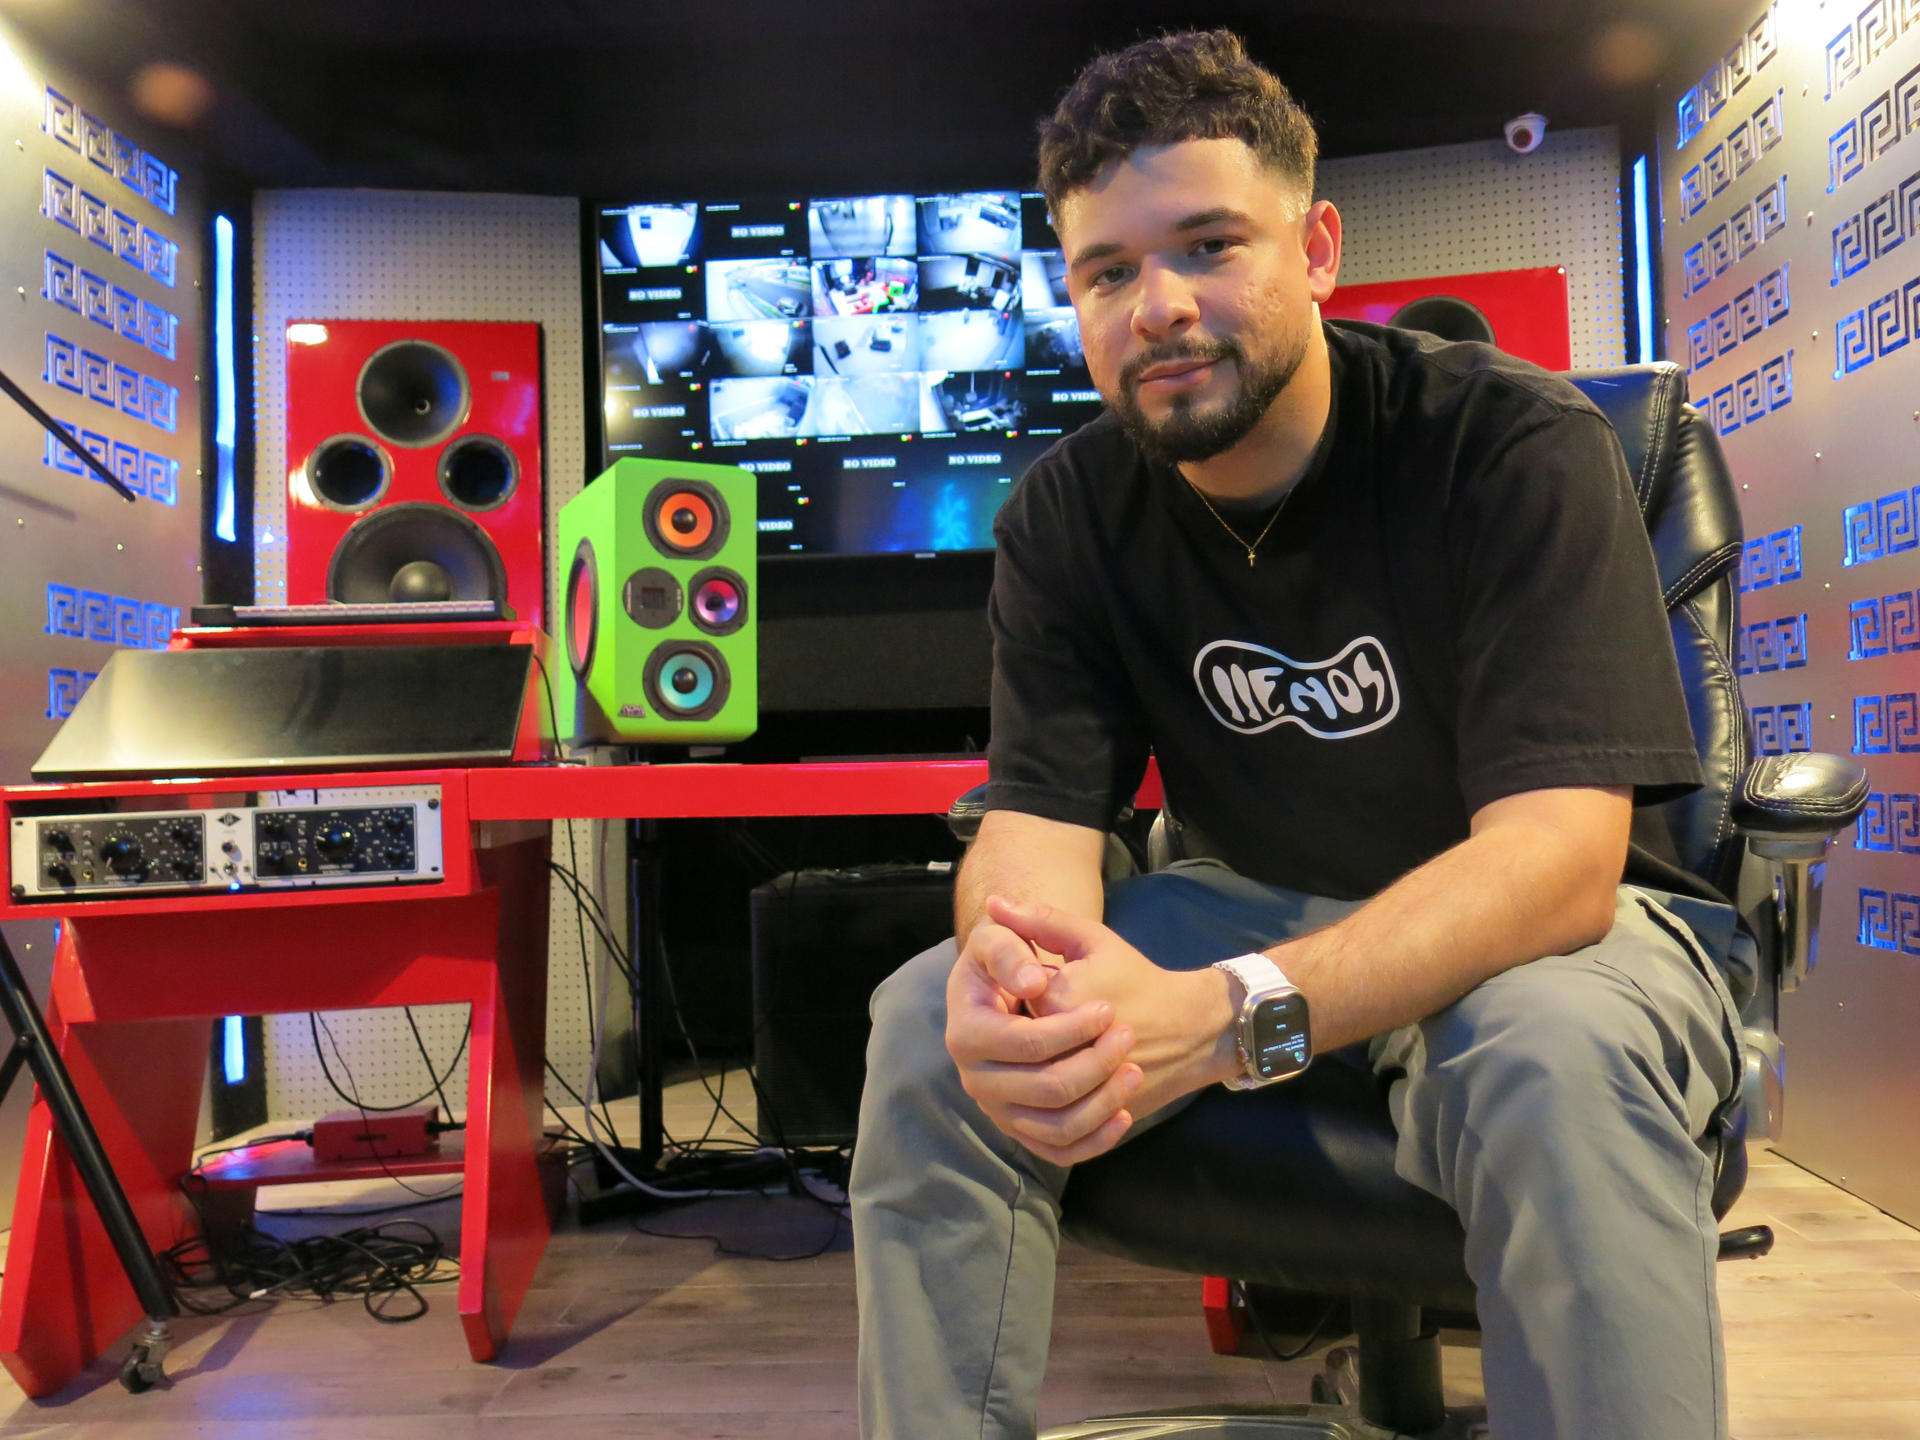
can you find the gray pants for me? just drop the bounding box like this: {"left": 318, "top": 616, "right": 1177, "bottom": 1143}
{"left": 851, "top": 863, "right": 1744, "bottom": 1440}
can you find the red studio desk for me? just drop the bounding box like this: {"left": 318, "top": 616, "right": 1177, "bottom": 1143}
{"left": 0, "top": 758, "right": 1163, "bottom": 1395}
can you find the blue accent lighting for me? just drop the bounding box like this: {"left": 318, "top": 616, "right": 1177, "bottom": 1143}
{"left": 1631, "top": 156, "right": 1654, "bottom": 365}
{"left": 222, "top": 1015, "right": 246, "bottom": 1085}
{"left": 213, "top": 215, "right": 237, "bottom": 542}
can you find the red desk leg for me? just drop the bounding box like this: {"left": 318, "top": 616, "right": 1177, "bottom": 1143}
{"left": 0, "top": 969, "right": 206, "bottom": 1396}
{"left": 0, "top": 834, "right": 554, "bottom": 1391}
{"left": 457, "top": 837, "right": 553, "bottom": 1361}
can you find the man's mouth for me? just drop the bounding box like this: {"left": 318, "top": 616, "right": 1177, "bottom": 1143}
{"left": 1134, "top": 358, "right": 1217, "bottom": 391}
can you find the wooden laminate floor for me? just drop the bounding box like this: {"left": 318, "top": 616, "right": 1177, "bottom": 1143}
{"left": 0, "top": 1075, "right": 1915, "bottom": 1439}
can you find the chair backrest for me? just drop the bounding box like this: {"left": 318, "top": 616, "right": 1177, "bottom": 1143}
{"left": 1566, "top": 365, "right": 1750, "bottom": 903}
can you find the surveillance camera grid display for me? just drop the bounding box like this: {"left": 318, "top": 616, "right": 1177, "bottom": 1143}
{"left": 598, "top": 190, "right": 1102, "bottom": 558}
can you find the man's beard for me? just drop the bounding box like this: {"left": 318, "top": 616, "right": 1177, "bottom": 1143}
{"left": 1109, "top": 329, "right": 1306, "bottom": 465}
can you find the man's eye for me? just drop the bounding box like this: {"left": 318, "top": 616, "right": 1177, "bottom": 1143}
{"left": 1092, "top": 266, "right": 1129, "bottom": 289}
{"left": 1193, "top": 237, "right": 1232, "bottom": 257}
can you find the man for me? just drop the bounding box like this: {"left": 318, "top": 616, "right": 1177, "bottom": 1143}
{"left": 851, "top": 29, "right": 1744, "bottom": 1440}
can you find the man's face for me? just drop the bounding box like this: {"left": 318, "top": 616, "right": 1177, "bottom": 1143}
{"left": 1055, "top": 137, "right": 1335, "bottom": 464}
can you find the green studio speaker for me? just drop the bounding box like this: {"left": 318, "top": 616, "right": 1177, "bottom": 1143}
{"left": 558, "top": 458, "right": 758, "bottom": 744}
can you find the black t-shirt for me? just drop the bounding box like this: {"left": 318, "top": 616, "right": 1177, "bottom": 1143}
{"left": 984, "top": 320, "right": 1703, "bottom": 901}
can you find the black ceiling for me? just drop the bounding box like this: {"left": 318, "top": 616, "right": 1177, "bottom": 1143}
{"left": 7, "top": 0, "right": 1748, "bottom": 199}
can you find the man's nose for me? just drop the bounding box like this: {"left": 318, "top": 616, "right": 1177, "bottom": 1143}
{"left": 1130, "top": 259, "right": 1199, "bottom": 341}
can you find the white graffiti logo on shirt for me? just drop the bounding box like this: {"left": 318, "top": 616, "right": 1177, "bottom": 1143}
{"left": 1194, "top": 636, "right": 1401, "bottom": 738}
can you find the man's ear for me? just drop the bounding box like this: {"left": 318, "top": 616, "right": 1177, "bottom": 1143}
{"left": 1303, "top": 200, "right": 1342, "bottom": 304}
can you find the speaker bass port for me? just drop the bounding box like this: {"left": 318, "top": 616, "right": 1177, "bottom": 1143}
{"left": 566, "top": 539, "right": 599, "bottom": 677}
{"left": 304, "top": 435, "right": 392, "bottom": 510}
{"left": 439, "top": 435, "right": 519, "bottom": 511}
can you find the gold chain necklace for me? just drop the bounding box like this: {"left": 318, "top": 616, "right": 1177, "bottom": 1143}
{"left": 1185, "top": 479, "right": 1293, "bottom": 566}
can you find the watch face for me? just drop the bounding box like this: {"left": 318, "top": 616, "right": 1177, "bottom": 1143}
{"left": 1250, "top": 992, "right": 1311, "bottom": 1080}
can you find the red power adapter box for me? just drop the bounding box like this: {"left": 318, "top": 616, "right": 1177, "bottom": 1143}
{"left": 311, "top": 1104, "right": 440, "bottom": 1162}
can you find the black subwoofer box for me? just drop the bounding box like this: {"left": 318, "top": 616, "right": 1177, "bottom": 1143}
{"left": 749, "top": 865, "right": 956, "bottom": 1148}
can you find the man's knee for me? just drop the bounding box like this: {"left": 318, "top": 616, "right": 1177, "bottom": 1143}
{"left": 1427, "top": 955, "right": 1699, "bottom": 1146}
{"left": 865, "top": 938, "right": 959, "bottom": 1084}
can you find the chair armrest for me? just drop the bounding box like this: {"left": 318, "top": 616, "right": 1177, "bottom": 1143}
{"left": 1731, "top": 752, "right": 1869, "bottom": 851}
{"left": 1732, "top": 753, "right": 1869, "bottom": 993}
{"left": 947, "top": 784, "right": 989, "bottom": 844}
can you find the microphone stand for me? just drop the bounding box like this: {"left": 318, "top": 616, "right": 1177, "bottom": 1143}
{"left": 0, "top": 364, "right": 178, "bottom": 1391}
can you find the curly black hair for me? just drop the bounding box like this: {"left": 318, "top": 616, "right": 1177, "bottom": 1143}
{"left": 1037, "top": 29, "right": 1318, "bottom": 218}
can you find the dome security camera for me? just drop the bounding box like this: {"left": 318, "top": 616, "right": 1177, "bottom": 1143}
{"left": 1504, "top": 112, "right": 1548, "bottom": 154}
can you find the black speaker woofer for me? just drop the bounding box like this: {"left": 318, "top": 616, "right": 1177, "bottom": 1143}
{"left": 357, "top": 340, "right": 472, "bottom": 447}
{"left": 304, "top": 434, "right": 391, "bottom": 511}
{"left": 1387, "top": 295, "right": 1497, "bottom": 346}
{"left": 439, "top": 434, "right": 519, "bottom": 511}
{"left": 644, "top": 641, "right": 729, "bottom": 722}
{"left": 328, "top": 502, "right": 509, "bottom": 606}
{"left": 566, "top": 540, "right": 598, "bottom": 677}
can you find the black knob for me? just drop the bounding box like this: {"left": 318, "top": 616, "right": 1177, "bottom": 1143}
{"left": 44, "top": 829, "right": 72, "bottom": 853}
{"left": 389, "top": 847, "right": 415, "bottom": 870}
{"left": 168, "top": 822, "right": 198, "bottom": 846}
{"left": 99, "top": 835, "right": 144, "bottom": 874}
{"left": 316, "top": 823, "right": 355, "bottom": 862}
{"left": 172, "top": 858, "right": 199, "bottom": 879}
{"left": 46, "top": 862, "right": 73, "bottom": 886}
{"left": 384, "top": 813, "right": 409, "bottom": 835}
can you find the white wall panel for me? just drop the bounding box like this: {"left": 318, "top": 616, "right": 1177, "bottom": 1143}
{"left": 251, "top": 189, "right": 612, "bottom": 1129}
{"left": 1320, "top": 125, "right": 1627, "bottom": 368}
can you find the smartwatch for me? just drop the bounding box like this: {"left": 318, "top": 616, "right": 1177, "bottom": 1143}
{"left": 1211, "top": 953, "right": 1312, "bottom": 1090}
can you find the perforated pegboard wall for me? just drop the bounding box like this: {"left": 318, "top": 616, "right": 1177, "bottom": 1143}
{"left": 250, "top": 190, "right": 611, "bottom": 1124}
{"left": 1318, "top": 126, "right": 1626, "bottom": 368}
{"left": 1658, "top": 0, "right": 1920, "bottom": 1227}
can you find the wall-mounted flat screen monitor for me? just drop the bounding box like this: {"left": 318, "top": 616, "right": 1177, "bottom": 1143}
{"left": 595, "top": 193, "right": 1103, "bottom": 560}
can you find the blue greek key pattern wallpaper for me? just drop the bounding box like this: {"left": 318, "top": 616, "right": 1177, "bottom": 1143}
{"left": 1849, "top": 589, "right": 1920, "bottom": 656}
{"left": 1688, "top": 265, "right": 1791, "bottom": 371}
{"left": 1666, "top": 0, "right": 1920, "bottom": 1204}
{"left": 1681, "top": 91, "right": 1787, "bottom": 221}
{"left": 1, "top": 30, "right": 203, "bottom": 855}
{"left": 1856, "top": 789, "right": 1920, "bottom": 849}
{"left": 1740, "top": 523, "right": 1804, "bottom": 589}
{"left": 1678, "top": 5, "right": 1782, "bottom": 150}
{"left": 1842, "top": 483, "right": 1920, "bottom": 564}
{"left": 1739, "top": 612, "right": 1809, "bottom": 672}
{"left": 1681, "top": 176, "right": 1788, "bottom": 297}
{"left": 42, "top": 583, "right": 179, "bottom": 651}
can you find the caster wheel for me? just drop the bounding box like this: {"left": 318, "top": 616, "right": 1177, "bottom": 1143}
{"left": 120, "top": 1345, "right": 164, "bottom": 1393}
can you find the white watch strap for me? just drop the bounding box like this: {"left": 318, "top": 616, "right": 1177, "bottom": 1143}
{"left": 1214, "top": 952, "right": 1289, "bottom": 1000}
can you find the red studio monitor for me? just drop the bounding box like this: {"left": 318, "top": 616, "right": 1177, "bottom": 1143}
{"left": 284, "top": 320, "right": 545, "bottom": 627}
{"left": 1321, "top": 266, "right": 1571, "bottom": 371}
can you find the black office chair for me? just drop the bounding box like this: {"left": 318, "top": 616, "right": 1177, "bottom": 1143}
{"left": 950, "top": 364, "right": 1868, "bottom": 1438}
